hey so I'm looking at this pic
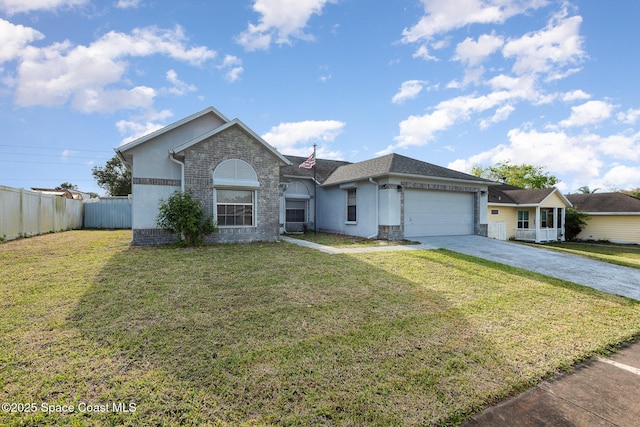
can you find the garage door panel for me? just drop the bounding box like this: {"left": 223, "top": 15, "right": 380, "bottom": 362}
{"left": 405, "top": 190, "right": 474, "bottom": 237}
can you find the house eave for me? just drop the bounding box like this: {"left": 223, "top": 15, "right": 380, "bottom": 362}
{"left": 582, "top": 212, "right": 640, "bottom": 216}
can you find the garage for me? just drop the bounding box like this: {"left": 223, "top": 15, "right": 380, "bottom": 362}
{"left": 404, "top": 190, "right": 474, "bottom": 237}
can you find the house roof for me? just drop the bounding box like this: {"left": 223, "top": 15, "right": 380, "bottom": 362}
{"left": 489, "top": 184, "right": 572, "bottom": 207}
{"left": 171, "top": 119, "right": 291, "bottom": 166}
{"left": 280, "top": 155, "right": 351, "bottom": 183}
{"left": 321, "top": 153, "right": 494, "bottom": 186}
{"left": 566, "top": 192, "right": 640, "bottom": 214}
{"left": 117, "top": 106, "right": 229, "bottom": 154}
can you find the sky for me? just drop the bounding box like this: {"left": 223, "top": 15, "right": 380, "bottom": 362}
{"left": 1, "top": 0, "right": 639, "bottom": 196}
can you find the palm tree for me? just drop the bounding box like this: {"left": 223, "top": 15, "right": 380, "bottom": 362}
{"left": 577, "top": 186, "right": 600, "bottom": 194}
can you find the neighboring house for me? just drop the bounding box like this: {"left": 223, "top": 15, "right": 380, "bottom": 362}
{"left": 488, "top": 184, "right": 572, "bottom": 243}
{"left": 116, "top": 106, "right": 493, "bottom": 245}
{"left": 31, "top": 188, "right": 89, "bottom": 200}
{"left": 566, "top": 192, "right": 640, "bottom": 244}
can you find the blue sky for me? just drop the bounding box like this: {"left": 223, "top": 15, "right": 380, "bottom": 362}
{"left": 1, "top": 0, "right": 639, "bottom": 195}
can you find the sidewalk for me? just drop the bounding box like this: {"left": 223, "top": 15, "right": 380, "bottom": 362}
{"left": 462, "top": 338, "right": 640, "bottom": 426}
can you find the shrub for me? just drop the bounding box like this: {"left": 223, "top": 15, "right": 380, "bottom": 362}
{"left": 156, "top": 189, "right": 217, "bottom": 246}
{"left": 564, "top": 207, "right": 589, "bottom": 240}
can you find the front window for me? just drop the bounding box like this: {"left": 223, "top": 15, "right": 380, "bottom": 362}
{"left": 216, "top": 189, "right": 254, "bottom": 226}
{"left": 346, "top": 188, "right": 357, "bottom": 222}
{"left": 286, "top": 200, "right": 306, "bottom": 223}
{"left": 517, "top": 210, "right": 529, "bottom": 229}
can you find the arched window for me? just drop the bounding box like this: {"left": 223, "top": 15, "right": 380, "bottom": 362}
{"left": 213, "top": 159, "right": 259, "bottom": 227}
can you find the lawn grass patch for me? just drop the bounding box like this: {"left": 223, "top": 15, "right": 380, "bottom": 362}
{"left": 285, "top": 230, "right": 415, "bottom": 248}
{"left": 522, "top": 241, "right": 640, "bottom": 269}
{"left": 1, "top": 231, "right": 639, "bottom": 426}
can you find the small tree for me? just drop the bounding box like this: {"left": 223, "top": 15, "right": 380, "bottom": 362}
{"left": 564, "top": 207, "right": 589, "bottom": 240}
{"left": 92, "top": 155, "right": 132, "bottom": 196}
{"left": 156, "top": 189, "right": 217, "bottom": 246}
{"left": 472, "top": 161, "right": 559, "bottom": 189}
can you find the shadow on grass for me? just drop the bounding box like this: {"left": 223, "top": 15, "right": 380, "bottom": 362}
{"left": 67, "top": 242, "right": 521, "bottom": 426}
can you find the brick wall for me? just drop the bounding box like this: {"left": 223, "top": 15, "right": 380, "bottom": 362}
{"left": 183, "top": 125, "right": 281, "bottom": 243}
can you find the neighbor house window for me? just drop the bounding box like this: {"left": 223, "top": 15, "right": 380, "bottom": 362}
{"left": 517, "top": 210, "right": 529, "bottom": 229}
{"left": 286, "top": 200, "right": 306, "bottom": 223}
{"left": 346, "top": 188, "right": 357, "bottom": 222}
{"left": 216, "top": 189, "right": 254, "bottom": 226}
{"left": 491, "top": 209, "right": 500, "bottom": 215}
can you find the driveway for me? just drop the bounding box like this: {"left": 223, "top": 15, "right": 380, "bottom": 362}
{"left": 414, "top": 235, "right": 640, "bottom": 301}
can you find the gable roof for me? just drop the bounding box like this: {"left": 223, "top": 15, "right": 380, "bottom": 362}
{"left": 117, "top": 106, "right": 229, "bottom": 154}
{"left": 566, "top": 192, "right": 640, "bottom": 214}
{"left": 489, "top": 184, "right": 572, "bottom": 206}
{"left": 280, "top": 155, "right": 351, "bottom": 183}
{"left": 321, "top": 153, "right": 494, "bottom": 186}
{"left": 171, "top": 119, "right": 291, "bottom": 165}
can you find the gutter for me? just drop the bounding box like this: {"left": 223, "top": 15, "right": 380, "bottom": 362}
{"left": 367, "top": 177, "right": 379, "bottom": 239}
{"left": 168, "top": 151, "right": 185, "bottom": 191}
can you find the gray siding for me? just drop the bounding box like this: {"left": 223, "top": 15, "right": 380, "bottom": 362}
{"left": 84, "top": 197, "right": 132, "bottom": 229}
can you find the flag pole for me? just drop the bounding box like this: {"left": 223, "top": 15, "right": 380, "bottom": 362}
{"left": 313, "top": 143, "right": 317, "bottom": 235}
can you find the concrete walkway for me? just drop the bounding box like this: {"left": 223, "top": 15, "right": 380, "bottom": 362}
{"left": 279, "top": 236, "right": 421, "bottom": 254}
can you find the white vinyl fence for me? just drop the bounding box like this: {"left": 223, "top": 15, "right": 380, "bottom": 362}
{"left": 0, "top": 185, "right": 83, "bottom": 241}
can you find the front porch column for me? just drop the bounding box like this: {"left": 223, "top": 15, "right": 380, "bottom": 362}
{"left": 553, "top": 207, "right": 558, "bottom": 241}
{"left": 561, "top": 208, "right": 566, "bottom": 241}
{"left": 535, "top": 206, "right": 541, "bottom": 243}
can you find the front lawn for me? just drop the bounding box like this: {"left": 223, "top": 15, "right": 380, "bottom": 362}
{"left": 1, "top": 231, "right": 639, "bottom": 426}
{"left": 529, "top": 241, "right": 640, "bottom": 269}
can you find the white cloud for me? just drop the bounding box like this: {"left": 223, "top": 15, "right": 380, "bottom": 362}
{"left": 261, "top": 120, "right": 345, "bottom": 154}
{"left": 392, "top": 80, "right": 427, "bottom": 104}
{"left": 402, "top": 0, "right": 547, "bottom": 45}
{"left": 217, "top": 55, "right": 243, "bottom": 82}
{"left": 236, "top": 0, "right": 336, "bottom": 51}
{"left": 0, "top": 0, "right": 86, "bottom": 15}
{"left": 502, "top": 13, "right": 584, "bottom": 77}
{"left": 597, "top": 132, "right": 640, "bottom": 161}
{"left": 453, "top": 33, "right": 504, "bottom": 66}
{"left": 13, "top": 25, "right": 215, "bottom": 112}
{"left": 115, "top": 0, "right": 142, "bottom": 9}
{"left": 0, "top": 19, "right": 44, "bottom": 63}
{"left": 382, "top": 89, "right": 517, "bottom": 154}
{"left": 617, "top": 108, "right": 640, "bottom": 125}
{"left": 116, "top": 109, "right": 173, "bottom": 145}
{"left": 562, "top": 89, "right": 590, "bottom": 102}
{"left": 558, "top": 100, "right": 613, "bottom": 128}
{"left": 479, "top": 104, "right": 515, "bottom": 129}
{"left": 164, "top": 70, "right": 197, "bottom": 96}
{"left": 449, "top": 128, "right": 603, "bottom": 182}
{"left": 598, "top": 165, "right": 640, "bottom": 191}
{"left": 412, "top": 44, "right": 437, "bottom": 61}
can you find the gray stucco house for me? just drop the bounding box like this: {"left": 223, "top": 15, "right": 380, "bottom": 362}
{"left": 116, "top": 106, "right": 493, "bottom": 245}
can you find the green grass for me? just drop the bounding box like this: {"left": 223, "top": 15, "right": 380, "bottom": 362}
{"left": 524, "top": 241, "right": 640, "bottom": 269}
{"left": 1, "top": 231, "right": 640, "bottom": 426}
{"left": 285, "top": 230, "right": 415, "bottom": 248}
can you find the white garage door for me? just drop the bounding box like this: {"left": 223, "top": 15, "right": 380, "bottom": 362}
{"left": 405, "top": 190, "right": 474, "bottom": 237}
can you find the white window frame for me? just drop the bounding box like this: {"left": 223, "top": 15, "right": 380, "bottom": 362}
{"left": 490, "top": 208, "right": 500, "bottom": 215}
{"left": 215, "top": 189, "right": 256, "bottom": 227}
{"left": 346, "top": 188, "right": 357, "bottom": 224}
{"left": 285, "top": 199, "right": 307, "bottom": 223}
{"left": 517, "top": 210, "right": 530, "bottom": 229}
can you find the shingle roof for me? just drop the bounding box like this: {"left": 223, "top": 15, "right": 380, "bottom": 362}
{"left": 566, "top": 192, "right": 640, "bottom": 213}
{"left": 489, "top": 184, "right": 559, "bottom": 205}
{"left": 280, "top": 155, "right": 351, "bottom": 183}
{"left": 321, "top": 153, "right": 493, "bottom": 186}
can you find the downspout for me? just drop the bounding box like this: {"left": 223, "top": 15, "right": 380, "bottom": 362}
{"left": 367, "top": 177, "right": 379, "bottom": 239}
{"left": 168, "top": 150, "right": 185, "bottom": 191}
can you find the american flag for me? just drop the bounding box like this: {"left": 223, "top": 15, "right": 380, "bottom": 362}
{"left": 298, "top": 152, "right": 316, "bottom": 169}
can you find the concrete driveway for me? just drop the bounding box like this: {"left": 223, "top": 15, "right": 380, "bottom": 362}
{"left": 414, "top": 235, "right": 640, "bottom": 301}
